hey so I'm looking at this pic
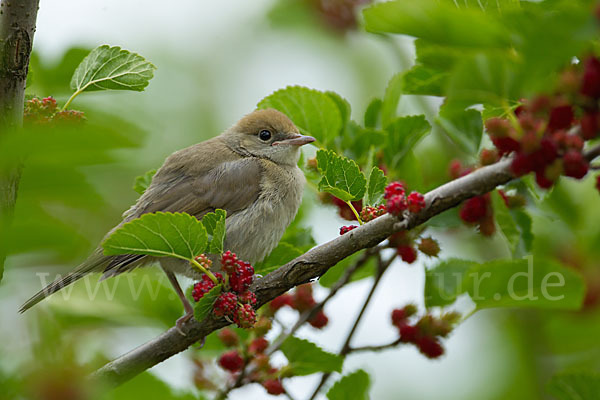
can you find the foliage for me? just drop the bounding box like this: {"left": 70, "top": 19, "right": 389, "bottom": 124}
{"left": 4, "top": 0, "right": 600, "bottom": 399}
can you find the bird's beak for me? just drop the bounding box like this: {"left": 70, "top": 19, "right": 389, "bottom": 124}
{"left": 272, "top": 134, "right": 316, "bottom": 146}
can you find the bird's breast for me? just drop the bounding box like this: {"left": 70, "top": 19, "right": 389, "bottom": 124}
{"left": 223, "top": 162, "right": 305, "bottom": 265}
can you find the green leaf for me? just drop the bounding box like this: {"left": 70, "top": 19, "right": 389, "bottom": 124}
{"left": 193, "top": 284, "right": 222, "bottom": 322}
{"left": 364, "top": 167, "right": 387, "bottom": 207}
{"left": 319, "top": 252, "right": 377, "bottom": 288}
{"left": 446, "top": 54, "right": 520, "bottom": 107}
{"left": 133, "top": 169, "right": 156, "bottom": 195}
{"left": 255, "top": 242, "right": 303, "bottom": 275}
{"left": 201, "top": 209, "right": 227, "bottom": 254}
{"left": 281, "top": 226, "right": 316, "bottom": 252}
{"left": 468, "top": 259, "right": 585, "bottom": 311}
{"left": 316, "top": 149, "right": 367, "bottom": 202}
{"left": 402, "top": 65, "right": 447, "bottom": 96}
{"left": 363, "top": 0, "right": 510, "bottom": 49}
{"left": 102, "top": 212, "right": 207, "bottom": 260}
{"left": 513, "top": 210, "right": 533, "bottom": 252}
{"left": 426, "top": 258, "right": 585, "bottom": 311}
{"left": 384, "top": 115, "right": 431, "bottom": 170}
{"left": 491, "top": 191, "right": 520, "bottom": 256}
{"left": 327, "top": 369, "right": 371, "bottom": 400}
{"left": 364, "top": 98, "right": 382, "bottom": 128}
{"left": 70, "top": 45, "right": 156, "bottom": 93}
{"left": 280, "top": 336, "right": 343, "bottom": 376}
{"left": 436, "top": 104, "right": 483, "bottom": 155}
{"left": 326, "top": 91, "right": 351, "bottom": 127}
{"left": 414, "top": 39, "right": 460, "bottom": 71}
{"left": 257, "top": 86, "right": 342, "bottom": 146}
{"left": 107, "top": 371, "right": 197, "bottom": 400}
{"left": 381, "top": 73, "right": 403, "bottom": 127}
{"left": 547, "top": 371, "right": 600, "bottom": 400}
{"left": 425, "top": 258, "right": 477, "bottom": 308}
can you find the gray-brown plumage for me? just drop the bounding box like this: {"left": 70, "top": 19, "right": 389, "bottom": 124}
{"left": 20, "top": 109, "right": 315, "bottom": 328}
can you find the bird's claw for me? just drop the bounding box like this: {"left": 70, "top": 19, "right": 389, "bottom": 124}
{"left": 175, "top": 312, "right": 194, "bottom": 336}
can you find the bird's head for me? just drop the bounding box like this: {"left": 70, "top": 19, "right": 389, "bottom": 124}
{"left": 223, "top": 109, "right": 315, "bottom": 166}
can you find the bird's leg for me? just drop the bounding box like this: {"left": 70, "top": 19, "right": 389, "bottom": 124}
{"left": 161, "top": 267, "right": 194, "bottom": 334}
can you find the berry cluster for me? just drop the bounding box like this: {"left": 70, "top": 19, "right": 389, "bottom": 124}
{"left": 339, "top": 225, "right": 357, "bottom": 235}
{"left": 313, "top": 0, "right": 373, "bottom": 32}
{"left": 384, "top": 182, "right": 426, "bottom": 216}
{"left": 391, "top": 305, "right": 460, "bottom": 359}
{"left": 24, "top": 96, "right": 85, "bottom": 125}
{"left": 191, "top": 251, "right": 257, "bottom": 329}
{"left": 485, "top": 55, "right": 600, "bottom": 189}
{"left": 268, "top": 284, "right": 329, "bottom": 329}
{"left": 360, "top": 205, "right": 387, "bottom": 222}
{"left": 389, "top": 231, "right": 440, "bottom": 263}
{"left": 459, "top": 193, "right": 495, "bottom": 236}
{"left": 339, "top": 205, "right": 388, "bottom": 236}
{"left": 213, "top": 322, "right": 286, "bottom": 396}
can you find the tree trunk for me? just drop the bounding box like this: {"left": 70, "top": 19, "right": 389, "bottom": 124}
{"left": 0, "top": 0, "right": 40, "bottom": 278}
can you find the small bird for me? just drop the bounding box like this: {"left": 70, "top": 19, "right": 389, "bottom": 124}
{"left": 20, "top": 108, "right": 315, "bottom": 329}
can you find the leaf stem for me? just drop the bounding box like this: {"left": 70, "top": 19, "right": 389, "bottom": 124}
{"left": 190, "top": 258, "right": 219, "bottom": 284}
{"left": 60, "top": 88, "right": 83, "bottom": 112}
{"left": 346, "top": 201, "right": 363, "bottom": 225}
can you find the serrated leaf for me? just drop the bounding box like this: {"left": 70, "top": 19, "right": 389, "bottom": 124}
{"left": 384, "top": 115, "right": 431, "bottom": 170}
{"left": 201, "top": 209, "right": 227, "bottom": 254}
{"left": 365, "top": 167, "right": 387, "bottom": 206}
{"left": 381, "top": 73, "right": 403, "bottom": 127}
{"left": 491, "top": 191, "right": 520, "bottom": 256}
{"left": 327, "top": 369, "right": 371, "bottom": 400}
{"left": 316, "top": 149, "right": 366, "bottom": 202}
{"left": 547, "top": 371, "right": 600, "bottom": 400}
{"left": 70, "top": 45, "right": 156, "bottom": 93}
{"left": 425, "top": 258, "right": 477, "bottom": 307}
{"left": 133, "top": 169, "right": 156, "bottom": 195}
{"left": 281, "top": 336, "right": 343, "bottom": 376}
{"left": 193, "top": 284, "right": 221, "bottom": 321}
{"left": 255, "top": 242, "right": 303, "bottom": 275}
{"left": 257, "top": 86, "right": 342, "bottom": 146}
{"left": 402, "top": 65, "right": 448, "bottom": 96}
{"left": 102, "top": 212, "right": 207, "bottom": 260}
{"left": 436, "top": 104, "right": 483, "bottom": 155}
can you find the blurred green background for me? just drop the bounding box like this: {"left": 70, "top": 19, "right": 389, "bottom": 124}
{"left": 1, "top": 0, "right": 600, "bottom": 399}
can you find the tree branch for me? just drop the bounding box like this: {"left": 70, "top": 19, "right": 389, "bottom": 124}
{"left": 0, "top": 0, "right": 40, "bottom": 275}
{"left": 92, "top": 156, "right": 517, "bottom": 386}
{"left": 92, "top": 145, "right": 600, "bottom": 387}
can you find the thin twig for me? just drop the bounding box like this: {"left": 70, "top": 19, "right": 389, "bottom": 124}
{"left": 308, "top": 254, "right": 396, "bottom": 400}
{"left": 347, "top": 338, "right": 403, "bottom": 354}
{"left": 215, "top": 359, "right": 248, "bottom": 400}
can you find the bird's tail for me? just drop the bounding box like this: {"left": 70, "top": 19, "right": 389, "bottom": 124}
{"left": 19, "top": 250, "right": 109, "bottom": 313}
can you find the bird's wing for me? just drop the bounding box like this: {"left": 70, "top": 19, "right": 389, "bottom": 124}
{"left": 103, "top": 140, "right": 263, "bottom": 276}
{"left": 18, "top": 140, "right": 264, "bottom": 313}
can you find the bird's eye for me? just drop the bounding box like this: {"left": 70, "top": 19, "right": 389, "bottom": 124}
{"left": 258, "top": 129, "right": 272, "bottom": 141}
